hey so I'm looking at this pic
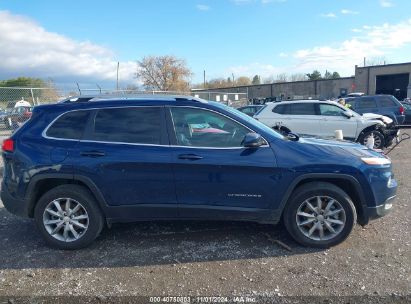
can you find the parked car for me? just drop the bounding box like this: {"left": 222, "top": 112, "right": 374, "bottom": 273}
{"left": 401, "top": 101, "right": 411, "bottom": 124}
{"left": 344, "top": 95, "right": 405, "bottom": 125}
{"left": 1, "top": 96, "right": 397, "bottom": 249}
{"left": 253, "top": 100, "right": 399, "bottom": 149}
{"left": 237, "top": 105, "right": 264, "bottom": 116}
{"left": 4, "top": 106, "right": 33, "bottom": 128}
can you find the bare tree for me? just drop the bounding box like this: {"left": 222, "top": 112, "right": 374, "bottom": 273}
{"left": 365, "top": 56, "right": 389, "bottom": 66}
{"left": 289, "top": 73, "right": 307, "bottom": 81}
{"left": 136, "top": 55, "right": 192, "bottom": 91}
{"left": 263, "top": 75, "right": 275, "bottom": 84}
{"left": 275, "top": 73, "right": 288, "bottom": 83}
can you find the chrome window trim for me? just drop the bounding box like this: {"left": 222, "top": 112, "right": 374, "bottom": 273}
{"left": 42, "top": 105, "right": 271, "bottom": 149}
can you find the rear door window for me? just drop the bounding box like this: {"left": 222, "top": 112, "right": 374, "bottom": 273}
{"left": 89, "top": 107, "right": 162, "bottom": 145}
{"left": 272, "top": 104, "right": 290, "bottom": 114}
{"left": 46, "top": 110, "right": 90, "bottom": 140}
{"left": 357, "top": 97, "right": 377, "bottom": 109}
{"left": 290, "top": 103, "right": 316, "bottom": 115}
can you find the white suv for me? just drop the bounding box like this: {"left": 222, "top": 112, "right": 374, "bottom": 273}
{"left": 253, "top": 100, "right": 398, "bottom": 149}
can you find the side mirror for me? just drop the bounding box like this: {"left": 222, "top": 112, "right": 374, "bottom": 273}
{"left": 242, "top": 133, "right": 265, "bottom": 148}
{"left": 342, "top": 111, "right": 353, "bottom": 118}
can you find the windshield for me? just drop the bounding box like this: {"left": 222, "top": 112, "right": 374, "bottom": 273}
{"left": 211, "top": 102, "right": 284, "bottom": 139}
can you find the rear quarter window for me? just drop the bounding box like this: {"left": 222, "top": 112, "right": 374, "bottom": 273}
{"left": 46, "top": 110, "right": 90, "bottom": 140}
{"left": 378, "top": 97, "right": 397, "bottom": 107}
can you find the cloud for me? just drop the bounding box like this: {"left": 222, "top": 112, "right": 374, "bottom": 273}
{"left": 0, "top": 10, "right": 137, "bottom": 87}
{"left": 321, "top": 13, "right": 337, "bottom": 18}
{"left": 279, "top": 52, "right": 288, "bottom": 57}
{"left": 380, "top": 0, "right": 394, "bottom": 7}
{"left": 293, "top": 18, "right": 411, "bottom": 75}
{"left": 341, "top": 9, "right": 359, "bottom": 15}
{"left": 226, "top": 19, "right": 411, "bottom": 78}
{"left": 196, "top": 4, "right": 210, "bottom": 11}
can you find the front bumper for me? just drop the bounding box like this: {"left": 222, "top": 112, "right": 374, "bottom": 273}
{"left": 367, "top": 195, "right": 396, "bottom": 220}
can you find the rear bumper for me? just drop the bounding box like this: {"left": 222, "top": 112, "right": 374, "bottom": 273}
{"left": 367, "top": 195, "right": 396, "bottom": 220}
{"left": 1, "top": 182, "right": 30, "bottom": 218}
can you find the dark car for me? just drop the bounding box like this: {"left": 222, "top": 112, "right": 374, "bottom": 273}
{"left": 1, "top": 96, "right": 397, "bottom": 250}
{"left": 402, "top": 101, "right": 411, "bottom": 124}
{"left": 345, "top": 95, "right": 405, "bottom": 125}
{"left": 236, "top": 105, "right": 264, "bottom": 117}
{"left": 4, "top": 106, "right": 33, "bottom": 128}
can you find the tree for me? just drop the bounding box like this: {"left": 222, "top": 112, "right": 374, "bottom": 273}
{"left": 275, "top": 73, "right": 288, "bottom": 83}
{"left": 331, "top": 72, "right": 340, "bottom": 79}
{"left": 252, "top": 75, "right": 261, "bottom": 85}
{"left": 235, "top": 76, "right": 251, "bottom": 86}
{"left": 136, "top": 55, "right": 192, "bottom": 91}
{"left": 306, "top": 70, "right": 322, "bottom": 80}
{"left": 289, "top": 73, "right": 307, "bottom": 81}
{"left": 0, "top": 77, "right": 58, "bottom": 105}
{"left": 0, "top": 77, "right": 47, "bottom": 88}
{"left": 324, "top": 70, "right": 332, "bottom": 79}
{"left": 365, "top": 56, "right": 389, "bottom": 66}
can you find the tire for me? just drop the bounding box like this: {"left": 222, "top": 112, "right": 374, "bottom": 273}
{"left": 34, "top": 185, "right": 104, "bottom": 250}
{"left": 358, "top": 130, "right": 385, "bottom": 149}
{"left": 283, "top": 182, "right": 357, "bottom": 248}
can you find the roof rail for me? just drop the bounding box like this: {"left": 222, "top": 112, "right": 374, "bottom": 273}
{"left": 59, "top": 94, "right": 207, "bottom": 104}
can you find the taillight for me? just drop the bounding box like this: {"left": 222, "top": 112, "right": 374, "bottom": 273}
{"left": 399, "top": 106, "right": 405, "bottom": 115}
{"left": 2, "top": 138, "right": 14, "bottom": 152}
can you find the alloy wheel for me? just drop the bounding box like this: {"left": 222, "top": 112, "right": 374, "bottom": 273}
{"left": 296, "top": 196, "right": 346, "bottom": 241}
{"left": 42, "top": 198, "right": 89, "bottom": 242}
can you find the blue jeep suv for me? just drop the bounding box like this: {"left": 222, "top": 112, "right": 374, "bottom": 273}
{"left": 1, "top": 96, "right": 397, "bottom": 249}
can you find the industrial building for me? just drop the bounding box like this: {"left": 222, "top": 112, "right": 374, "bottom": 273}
{"left": 192, "top": 62, "right": 411, "bottom": 101}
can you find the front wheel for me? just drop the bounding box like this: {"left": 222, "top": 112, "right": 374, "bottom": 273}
{"left": 283, "top": 182, "right": 357, "bottom": 248}
{"left": 358, "top": 130, "right": 385, "bottom": 149}
{"left": 34, "top": 185, "right": 104, "bottom": 250}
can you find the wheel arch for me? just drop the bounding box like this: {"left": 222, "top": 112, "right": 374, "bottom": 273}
{"left": 356, "top": 124, "right": 384, "bottom": 142}
{"left": 26, "top": 174, "right": 108, "bottom": 218}
{"left": 279, "top": 173, "right": 369, "bottom": 225}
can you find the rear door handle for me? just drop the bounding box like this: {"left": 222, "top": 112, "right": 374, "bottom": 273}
{"left": 178, "top": 154, "right": 203, "bottom": 160}
{"left": 80, "top": 151, "right": 106, "bottom": 157}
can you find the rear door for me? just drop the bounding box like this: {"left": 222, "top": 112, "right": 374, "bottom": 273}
{"left": 72, "top": 106, "right": 177, "bottom": 219}
{"left": 356, "top": 97, "right": 379, "bottom": 114}
{"left": 287, "top": 102, "right": 320, "bottom": 136}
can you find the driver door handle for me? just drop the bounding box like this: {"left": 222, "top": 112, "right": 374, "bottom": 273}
{"left": 178, "top": 154, "right": 203, "bottom": 160}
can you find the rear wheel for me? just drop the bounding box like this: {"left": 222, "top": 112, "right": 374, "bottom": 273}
{"left": 34, "top": 185, "right": 104, "bottom": 250}
{"left": 283, "top": 182, "right": 356, "bottom": 248}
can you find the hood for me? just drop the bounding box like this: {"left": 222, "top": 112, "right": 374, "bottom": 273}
{"left": 298, "top": 137, "right": 383, "bottom": 158}
{"left": 362, "top": 113, "right": 393, "bottom": 125}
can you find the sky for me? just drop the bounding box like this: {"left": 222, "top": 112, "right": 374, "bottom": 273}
{"left": 0, "top": 0, "right": 411, "bottom": 90}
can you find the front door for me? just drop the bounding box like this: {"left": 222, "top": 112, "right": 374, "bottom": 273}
{"left": 317, "top": 103, "right": 358, "bottom": 140}
{"left": 167, "top": 106, "right": 279, "bottom": 221}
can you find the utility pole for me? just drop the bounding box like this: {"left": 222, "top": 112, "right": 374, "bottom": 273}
{"left": 203, "top": 70, "right": 206, "bottom": 88}
{"left": 116, "top": 62, "right": 119, "bottom": 91}
{"left": 232, "top": 73, "right": 235, "bottom": 86}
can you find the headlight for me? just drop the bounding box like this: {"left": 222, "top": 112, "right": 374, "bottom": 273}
{"left": 381, "top": 116, "right": 393, "bottom": 125}
{"left": 361, "top": 157, "right": 391, "bottom": 165}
